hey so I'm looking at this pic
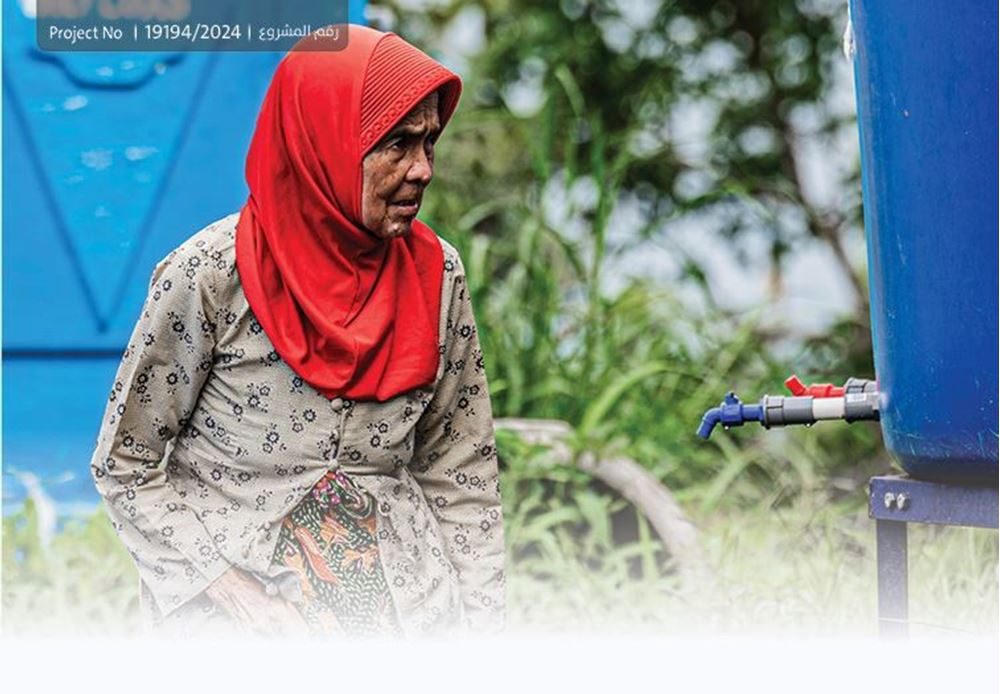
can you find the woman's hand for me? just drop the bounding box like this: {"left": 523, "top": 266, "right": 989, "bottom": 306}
{"left": 204, "top": 567, "right": 311, "bottom": 636}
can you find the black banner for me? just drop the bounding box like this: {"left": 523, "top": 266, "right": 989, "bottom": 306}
{"left": 36, "top": 0, "right": 350, "bottom": 52}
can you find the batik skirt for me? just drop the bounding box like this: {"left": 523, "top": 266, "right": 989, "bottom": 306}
{"left": 270, "top": 468, "right": 402, "bottom": 637}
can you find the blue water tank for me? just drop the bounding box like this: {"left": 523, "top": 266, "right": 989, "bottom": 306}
{"left": 850, "top": 1, "right": 998, "bottom": 482}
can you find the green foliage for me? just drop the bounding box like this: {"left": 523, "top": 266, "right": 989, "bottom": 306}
{"left": 2, "top": 503, "right": 139, "bottom": 635}
{"left": 424, "top": 45, "right": 880, "bottom": 502}
{"left": 400, "top": 0, "right": 868, "bottom": 323}
{"left": 396, "top": 0, "right": 880, "bottom": 499}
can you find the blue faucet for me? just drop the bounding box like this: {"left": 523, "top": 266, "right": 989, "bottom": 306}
{"left": 697, "top": 392, "right": 765, "bottom": 439}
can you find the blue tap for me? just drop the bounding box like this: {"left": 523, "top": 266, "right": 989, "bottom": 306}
{"left": 697, "top": 392, "right": 765, "bottom": 439}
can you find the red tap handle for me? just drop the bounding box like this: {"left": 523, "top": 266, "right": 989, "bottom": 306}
{"left": 784, "top": 374, "right": 845, "bottom": 398}
{"left": 784, "top": 375, "right": 806, "bottom": 395}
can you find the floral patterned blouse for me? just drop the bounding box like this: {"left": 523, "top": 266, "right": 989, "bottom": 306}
{"left": 89, "top": 212, "right": 506, "bottom": 636}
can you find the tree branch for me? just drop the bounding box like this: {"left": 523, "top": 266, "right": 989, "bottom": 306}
{"left": 495, "top": 417, "right": 711, "bottom": 581}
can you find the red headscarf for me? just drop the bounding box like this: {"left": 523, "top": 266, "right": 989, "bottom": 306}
{"left": 235, "top": 25, "right": 462, "bottom": 402}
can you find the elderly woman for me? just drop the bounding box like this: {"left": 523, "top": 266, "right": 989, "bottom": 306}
{"left": 89, "top": 25, "right": 506, "bottom": 638}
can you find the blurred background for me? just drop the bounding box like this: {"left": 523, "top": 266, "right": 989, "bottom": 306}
{"left": 3, "top": 0, "right": 996, "bottom": 636}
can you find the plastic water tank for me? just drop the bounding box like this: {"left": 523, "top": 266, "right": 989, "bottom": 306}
{"left": 850, "top": 1, "right": 998, "bottom": 482}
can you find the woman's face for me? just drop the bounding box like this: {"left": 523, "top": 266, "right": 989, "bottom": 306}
{"left": 361, "top": 92, "right": 441, "bottom": 239}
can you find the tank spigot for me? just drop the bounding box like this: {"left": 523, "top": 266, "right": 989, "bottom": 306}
{"left": 697, "top": 392, "right": 765, "bottom": 439}
{"left": 697, "top": 377, "right": 880, "bottom": 440}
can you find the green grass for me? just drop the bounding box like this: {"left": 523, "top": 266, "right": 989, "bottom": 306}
{"left": 3, "top": 501, "right": 140, "bottom": 635}
{"left": 4, "top": 475, "right": 995, "bottom": 638}
{"left": 506, "top": 502, "right": 998, "bottom": 637}
{"left": 498, "top": 444, "right": 997, "bottom": 637}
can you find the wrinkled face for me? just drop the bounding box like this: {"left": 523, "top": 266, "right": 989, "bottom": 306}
{"left": 361, "top": 92, "right": 441, "bottom": 239}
